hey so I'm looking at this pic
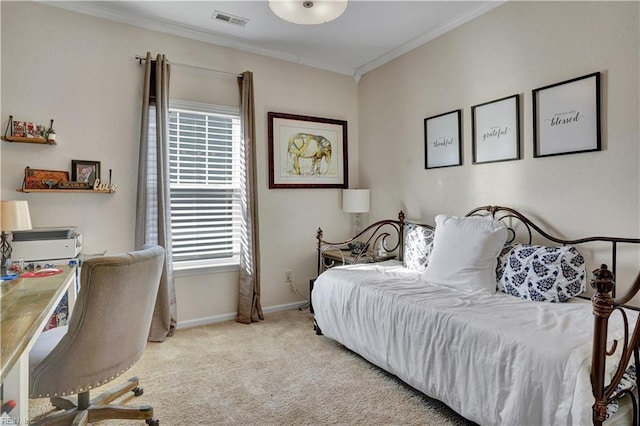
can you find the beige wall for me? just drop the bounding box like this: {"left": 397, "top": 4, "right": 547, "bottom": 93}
{"left": 2, "top": 1, "right": 639, "bottom": 322}
{"left": 0, "top": 2, "right": 358, "bottom": 325}
{"left": 358, "top": 1, "right": 640, "bottom": 289}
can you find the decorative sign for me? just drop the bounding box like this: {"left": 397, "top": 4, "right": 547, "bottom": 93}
{"left": 424, "top": 109, "right": 462, "bottom": 169}
{"left": 58, "top": 181, "right": 91, "bottom": 189}
{"left": 533, "top": 72, "right": 601, "bottom": 157}
{"left": 23, "top": 167, "right": 69, "bottom": 189}
{"left": 93, "top": 178, "right": 117, "bottom": 192}
{"left": 472, "top": 94, "right": 520, "bottom": 164}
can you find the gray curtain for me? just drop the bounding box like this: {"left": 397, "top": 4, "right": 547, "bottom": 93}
{"left": 136, "top": 52, "right": 177, "bottom": 341}
{"left": 237, "top": 71, "right": 263, "bottom": 324}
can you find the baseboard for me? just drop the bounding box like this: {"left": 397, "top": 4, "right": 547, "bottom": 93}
{"left": 176, "top": 300, "right": 309, "bottom": 329}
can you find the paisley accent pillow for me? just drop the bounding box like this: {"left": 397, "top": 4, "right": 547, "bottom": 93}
{"left": 403, "top": 223, "right": 435, "bottom": 272}
{"left": 606, "top": 364, "right": 637, "bottom": 420}
{"left": 498, "top": 244, "right": 586, "bottom": 302}
{"left": 496, "top": 243, "right": 516, "bottom": 287}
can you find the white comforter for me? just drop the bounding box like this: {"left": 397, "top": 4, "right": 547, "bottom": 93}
{"left": 312, "top": 261, "right": 631, "bottom": 426}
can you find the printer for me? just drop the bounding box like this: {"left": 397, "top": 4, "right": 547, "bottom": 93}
{"left": 11, "top": 227, "right": 82, "bottom": 261}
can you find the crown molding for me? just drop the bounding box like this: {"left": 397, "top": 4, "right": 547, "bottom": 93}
{"left": 39, "top": 1, "right": 356, "bottom": 76}
{"left": 40, "top": 1, "right": 502, "bottom": 83}
{"left": 354, "top": 1, "right": 505, "bottom": 81}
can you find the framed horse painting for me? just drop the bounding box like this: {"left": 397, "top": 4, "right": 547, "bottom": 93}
{"left": 268, "top": 112, "right": 348, "bottom": 189}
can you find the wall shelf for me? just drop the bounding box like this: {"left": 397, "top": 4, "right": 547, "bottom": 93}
{"left": 16, "top": 188, "right": 115, "bottom": 194}
{"left": 2, "top": 136, "right": 56, "bottom": 145}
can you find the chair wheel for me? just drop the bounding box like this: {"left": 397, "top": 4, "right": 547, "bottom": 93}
{"left": 133, "top": 387, "right": 144, "bottom": 396}
{"left": 146, "top": 419, "right": 159, "bottom": 426}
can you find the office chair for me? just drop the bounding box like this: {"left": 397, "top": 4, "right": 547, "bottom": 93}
{"left": 29, "top": 245, "right": 165, "bottom": 425}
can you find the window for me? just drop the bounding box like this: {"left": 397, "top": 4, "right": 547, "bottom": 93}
{"left": 168, "top": 100, "right": 241, "bottom": 270}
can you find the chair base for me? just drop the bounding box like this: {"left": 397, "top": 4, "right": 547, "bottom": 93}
{"left": 33, "top": 376, "right": 158, "bottom": 426}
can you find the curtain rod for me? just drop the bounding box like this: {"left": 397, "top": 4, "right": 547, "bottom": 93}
{"left": 135, "top": 55, "right": 243, "bottom": 79}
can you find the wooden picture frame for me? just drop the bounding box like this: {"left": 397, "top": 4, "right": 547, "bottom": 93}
{"left": 71, "top": 160, "right": 101, "bottom": 185}
{"left": 533, "top": 72, "right": 601, "bottom": 158}
{"left": 472, "top": 94, "right": 521, "bottom": 164}
{"left": 23, "top": 167, "right": 70, "bottom": 189}
{"left": 424, "top": 109, "right": 462, "bottom": 169}
{"left": 268, "top": 112, "right": 348, "bottom": 189}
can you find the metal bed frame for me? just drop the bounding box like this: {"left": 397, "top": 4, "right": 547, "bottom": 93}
{"left": 315, "top": 205, "right": 640, "bottom": 425}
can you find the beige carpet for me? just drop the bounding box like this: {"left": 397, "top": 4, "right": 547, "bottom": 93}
{"left": 30, "top": 309, "right": 474, "bottom": 425}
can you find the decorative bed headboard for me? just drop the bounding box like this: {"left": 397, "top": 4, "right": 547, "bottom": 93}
{"left": 466, "top": 205, "right": 640, "bottom": 296}
{"left": 316, "top": 205, "right": 640, "bottom": 283}
{"left": 316, "top": 215, "right": 404, "bottom": 275}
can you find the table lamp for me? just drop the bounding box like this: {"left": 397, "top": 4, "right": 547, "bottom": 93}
{"left": 342, "top": 189, "right": 370, "bottom": 236}
{"left": 1, "top": 200, "right": 32, "bottom": 272}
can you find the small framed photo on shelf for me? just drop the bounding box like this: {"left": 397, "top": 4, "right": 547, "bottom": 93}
{"left": 11, "top": 120, "right": 45, "bottom": 139}
{"left": 25, "top": 123, "right": 46, "bottom": 139}
{"left": 532, "top": 72, "right": 601, "bottom": 158}
{"left": 12, "top": 120, "right": 26, "bottom": 137}
{"left": 424, "top": 109, "right": 462, "bottom": 169}
{"left": 472, "top": 94, "right": 520, "bottom": 164}
{"left": 71, "top": 160, "right": 100, "bottom": 185}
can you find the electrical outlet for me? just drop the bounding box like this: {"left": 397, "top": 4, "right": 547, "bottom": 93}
{"left": 285, "top": 270, "right": 292, "bottom": 282}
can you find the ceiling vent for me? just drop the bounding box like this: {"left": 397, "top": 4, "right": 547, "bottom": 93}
{"left": 211, "top": 11, "right": 249, "bottom": 27}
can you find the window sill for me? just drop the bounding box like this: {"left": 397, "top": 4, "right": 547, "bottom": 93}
{"left": 173, "top": 263, "right": 240, "bottom": 277}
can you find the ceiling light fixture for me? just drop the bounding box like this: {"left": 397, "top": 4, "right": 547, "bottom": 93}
{"left": 268, "top": 0, "right": 348, "bottom": 25}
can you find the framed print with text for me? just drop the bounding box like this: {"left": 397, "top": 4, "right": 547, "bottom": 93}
{"left": 472, "top": 94, "right": 520, "bottom": 164}
{"left": 268, "top": 112, "right": 347, "bottom": 189}
{"left": 424, "top": 109, "right": 462, "bottom": 169}
{"left": 533, "top": 72, "right": 601, "bottom": 158}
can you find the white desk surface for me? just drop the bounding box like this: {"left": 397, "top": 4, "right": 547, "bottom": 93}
{"left": 0, "top": 265, "right": 76, "bottom": 421}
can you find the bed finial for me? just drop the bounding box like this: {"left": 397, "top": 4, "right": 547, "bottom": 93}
{"left": 591, "top": 264, "right": 615, "bottom": 295}
{"left": 591, "top": 264, "right": 614, "bottom": 319}
{"left": 591, "top": 264, "right": 616, "bottom": 426}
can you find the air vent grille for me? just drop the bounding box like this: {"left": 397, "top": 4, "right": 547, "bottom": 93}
{"left": 211, "top": 11, "right": 248, "bottom": 27}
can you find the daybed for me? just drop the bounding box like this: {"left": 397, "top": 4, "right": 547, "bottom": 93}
{"left": 312, "top": 206, "right": 640, "bottom": 426}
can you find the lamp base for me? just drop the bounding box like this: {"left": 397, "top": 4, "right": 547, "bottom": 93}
{"left": 353, "top": 213, "right": 362, "bottom": 236}
{"left": 0, "top": 231, "right": 11, "bottom": 272}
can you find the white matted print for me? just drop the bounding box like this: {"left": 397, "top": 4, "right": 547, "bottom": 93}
{"left": 424, "top": 109, "right": 462, "bottom": 169}
{"left": 268, "top": 112, "right": 347, "bottom": 189}
{"left": 533, "top": 72, "right": 601, "bottom": 157}
{"left": 472, "top": 94, "right": 520, "bottom": 164}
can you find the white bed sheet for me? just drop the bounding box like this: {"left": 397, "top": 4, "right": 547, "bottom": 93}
{"left": 312, "top": 260, "right": 632, "bottom": 426}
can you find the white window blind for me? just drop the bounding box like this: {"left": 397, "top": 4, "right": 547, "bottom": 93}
{"left": 169, "top": 101, "right": 241, "bottom": 270}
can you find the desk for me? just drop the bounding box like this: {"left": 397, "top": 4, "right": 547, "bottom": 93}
{"left": 0, "top": 265, "right": 76, "bottom": 421}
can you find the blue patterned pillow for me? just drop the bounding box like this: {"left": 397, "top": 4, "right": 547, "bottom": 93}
{"left": 496, "top": 243, "right": 516, "bottom": 285}
{"left": 497, "top": 244, "right": 586, "bottom": 302}
{"left": 403, "top": 223, "right": 435, "bottom": 272}
{"left": 606, "top": 364, "right": 637, "bottom": 420}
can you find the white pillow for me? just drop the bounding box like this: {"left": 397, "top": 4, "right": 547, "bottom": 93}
{"left": 422, "top": 214, "right": 508, "bottom": 293}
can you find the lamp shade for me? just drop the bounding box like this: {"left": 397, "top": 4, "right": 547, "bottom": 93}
{"left": 268, "top": 0, "right": 348, "bottom": 25}
{"left": 342, "top": 189, "right": 370, "bottom": 213}
{"left": 1, "top": 200, "right": 32, "bottom": 232}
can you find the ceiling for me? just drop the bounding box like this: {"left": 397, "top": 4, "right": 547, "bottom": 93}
{"left": 45, "top": 1, "right": 502, "bottom": 81}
